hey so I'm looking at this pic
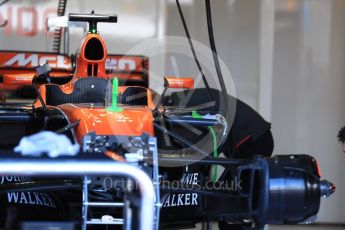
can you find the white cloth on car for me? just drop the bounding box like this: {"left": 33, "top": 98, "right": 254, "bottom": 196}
{"left": 14, "top": 131, "right": 80, "bottom": 158}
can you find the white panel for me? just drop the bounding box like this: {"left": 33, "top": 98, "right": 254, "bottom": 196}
{"left": 272, "top": 0, "right": 345, "bottom": 223}
{"left": 258, "top": 0, "right": 275, "bottom": 122}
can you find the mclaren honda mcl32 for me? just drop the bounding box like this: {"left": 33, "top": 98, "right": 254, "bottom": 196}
{"left": 0, "top": 7, "right": 336, "bottom": 230}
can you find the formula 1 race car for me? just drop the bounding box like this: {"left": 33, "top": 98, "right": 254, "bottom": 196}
{"left": 0, "top": 5, "right": 336, "bottom": 230}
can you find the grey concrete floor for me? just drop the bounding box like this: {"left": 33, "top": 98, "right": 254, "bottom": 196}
{"left": 191, "top": 223, "right": 345, "bottom": 230}
{"left": 266, "top": 226, "right": 345, "bottom": 230}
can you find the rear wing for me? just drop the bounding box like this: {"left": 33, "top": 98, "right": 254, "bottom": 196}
{"left": 0, "top": 51, "right": 72, "bottom": 74}
{"left": 0, "top": 51, "right": 149, "bottom": 87}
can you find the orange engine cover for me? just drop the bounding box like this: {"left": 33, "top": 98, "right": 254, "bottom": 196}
{"left": 57, "top": 104, "right": 154, "bottom": 143}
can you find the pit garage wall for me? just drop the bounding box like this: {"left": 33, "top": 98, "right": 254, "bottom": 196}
{"left": 271, "top": 0, "right": 345, "bottom": 223}
{"left": 0, "top": 0, "right": 344, "bottom": 224}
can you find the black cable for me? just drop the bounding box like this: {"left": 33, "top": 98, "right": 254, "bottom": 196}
{"left": 56, "top": 120, "right": 80, "bottom": 134}
{"left": 176, "top": 0, "right": 214, "bottom": 103}
{"left": 156, "top": 156, "right": 250, "bottom": 166}
{"left": 0, "top": 0, "right": 9, "bottom": 7}
{"left": 205, "top": 0, "right": 231, "bottom": 121}
{"left": 32, "top": 83, "right": 47, "bottom": 111}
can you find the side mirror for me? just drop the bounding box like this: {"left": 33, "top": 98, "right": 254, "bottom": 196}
{"left": 164, "top": 77, "right": 194, "bottom": 89}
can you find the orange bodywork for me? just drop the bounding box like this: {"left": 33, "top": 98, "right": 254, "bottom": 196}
{"left": 57, "top": 103, "right": 154, "bottom": 143}
{"left": 33, "top": 32, "right": 155, "bottom": 108}
{"left": 2, "top": 72, "right": 71, "bottom": 86}
{"left": 74, "top": 33, "right": 108, "bottom": 79}
{"left": 2, "top": 73, "right": 35, "bottom": 85}
{"left": 164, "top": 76, "right": 194, "bottom": 89}
{"left": 37, "top": 32, "right": 154, "bottom": 142}
{"left": 2, "top": 31, "right": 155, "bottom": 146}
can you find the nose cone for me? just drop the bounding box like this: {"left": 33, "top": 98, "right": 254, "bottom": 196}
{"left": 320, "top": 180, "right": 336, "bottom": 198}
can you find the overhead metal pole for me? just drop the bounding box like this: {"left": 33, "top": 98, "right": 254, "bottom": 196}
{"left": 0, "top": 159, "right": 155, "bottom": 230}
